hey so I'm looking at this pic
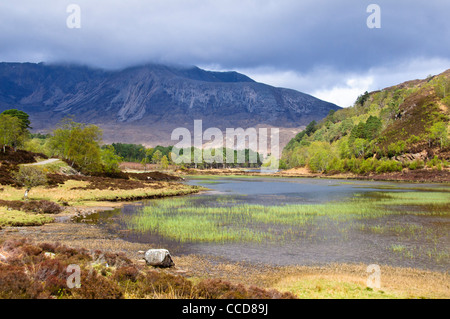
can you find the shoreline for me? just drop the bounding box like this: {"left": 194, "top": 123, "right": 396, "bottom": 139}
{"left": 1, "top": 171, "right": 449, "bottom": 298}
{"left": 176, "top": 167, "right": 450, "bottom": 184}
{"left": 1, "top": 215, "right": 449, "bottom": 299}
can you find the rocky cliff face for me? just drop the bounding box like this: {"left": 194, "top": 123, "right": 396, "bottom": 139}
{"left": 0, "top": 62, "right": 340, "bottom": 146}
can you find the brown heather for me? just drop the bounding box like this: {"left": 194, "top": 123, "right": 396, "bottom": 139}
{"left": 0, "top": 238, "right": 295, "bottom": 299}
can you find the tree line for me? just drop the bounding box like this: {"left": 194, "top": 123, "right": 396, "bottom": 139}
{"left": 0, "top": 110, "right": 265, "bottom": 174}
{"left": 108, "top": 143, "right": 264, "bottom": 169}
{"left": 0, "top": 112, "right": 121, "bottom": 174}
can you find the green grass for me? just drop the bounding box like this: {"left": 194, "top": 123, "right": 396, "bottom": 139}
{"left": 390, "top": 244, "right": 415, "bottom": 259}
{"left": 129, "top": 212, "right": 261, "bottom": 242}
{"left": 1, "top": 182, "right": 202, "bottom": 205}
{"left": 390, "top": 244, "right": 407, "bottom": 253}
{"left": 274, "top": 277, "right": 403, "bottom": 299}
{"left": 125, "top": 190, "right": 450, "bottom": 245}
{"left": 0, "top": 207, "right": 54, "bottom": 227}
{"left": 426, "top": 249, "right": 450, "bottom": 263}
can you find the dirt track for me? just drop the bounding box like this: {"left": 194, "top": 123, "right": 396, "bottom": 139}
{"left": 24, "top": 158, "right": 60, "bottom": 166}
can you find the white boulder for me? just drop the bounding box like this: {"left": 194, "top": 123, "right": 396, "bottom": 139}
{"left": 144, "top": 249, "right": 175, "bottom": 268}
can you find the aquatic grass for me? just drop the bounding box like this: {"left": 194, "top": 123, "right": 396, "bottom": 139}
{"left": 356, "top": 184, "right": 450, "bottom": 193}
{"left": 390, "top": 224, "right": 423, "bottom": 236}
{"left": 354, "top": 191, "right": 450, "bottom": 217}
{"left": 390, "top": 244, "right": 415, "bottom": 259}
{"left": 426, "top": 248, "right": 450, "bottom": 263}
{"left": 125, "top": 197, "right": 391, "bottom": 243}
{"left": 145, "top": 196, "right": 193, "bottom": 209}
{"left": 124, "top": 188, "right": 449, "bottom": 245}
{"left": 390, "top": 244, "right": 406, "bottom": 253}
{"left": 362, "top": 223, "right": 425, "bottom": 237}
{"left": 369, "top": 225, "right": 385, "bottom": 234}
{"left": 127, "top": 206, "right": 264, "bottom": 243}
{"left": 372, "top": 192, "right": 450, "bottom": 217}
{"left": 379, "top": 191, "right": 450, "bottom": 204}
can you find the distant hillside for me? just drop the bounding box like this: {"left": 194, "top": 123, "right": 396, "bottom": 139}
{"left": 0, "top": 62, "right": 340, "bottom": 148}
{"left": 282, "top": 69, "right": 450, "bottom": 174}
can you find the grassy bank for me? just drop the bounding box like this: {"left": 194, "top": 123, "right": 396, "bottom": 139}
{"left": 0, "top": 207, "right": 54, "bottom": 227}
{"left": 0, "top": 170, "right": 202, "bottom": 227}
{"left": 0, "top": 180, "right": 202, "bottom": 206}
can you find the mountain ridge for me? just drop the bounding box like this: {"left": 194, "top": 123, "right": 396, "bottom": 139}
{"left": 0, "top": 62, "right": 340, "bottom": 147}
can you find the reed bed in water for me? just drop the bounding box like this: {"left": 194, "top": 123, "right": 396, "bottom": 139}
{"left": 125, "top": 191, "right": 450, "bottom": 244}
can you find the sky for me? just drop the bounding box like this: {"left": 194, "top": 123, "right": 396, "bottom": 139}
{"left": 0, "top": 0, "right": 449, "bottom": 107}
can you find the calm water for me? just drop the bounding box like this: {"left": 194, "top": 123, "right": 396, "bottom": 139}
{"left": 84, "top": 177, "right": 450, "bottom": 271}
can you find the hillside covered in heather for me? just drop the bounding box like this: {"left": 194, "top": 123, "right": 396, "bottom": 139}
{"left": 281, "top": 69, "right": 450, "bottom": 176}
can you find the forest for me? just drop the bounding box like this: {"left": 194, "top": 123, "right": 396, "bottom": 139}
{"left": 281, "top": 71, "right": 450, "bottom": 174}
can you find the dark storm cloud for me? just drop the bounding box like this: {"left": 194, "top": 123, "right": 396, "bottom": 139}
{"left": 0, "top": 0, "right": 449, "bottom": 105}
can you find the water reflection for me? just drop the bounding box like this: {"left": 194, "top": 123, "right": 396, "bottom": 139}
{"left": 78, "top": 177, "right": 450, "bottom": 271}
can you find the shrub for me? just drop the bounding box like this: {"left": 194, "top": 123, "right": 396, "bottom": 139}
{"left": 344, "top": 157, "right": 361, "bottom": 174}
{"left": 0, "top": 264, "right": 37, "bottom": 299}
{"left": 0, "top": 239, "right": 296, "bottom": 299}
{"left": 113, "top": 265, "right": 140, "bottom": 283}
{"left": 35, "top": 259, "right": 68, "bottom": 295}
{"left": 134, "top": 270, "right": 194, "bottom": 298}
{"left": 408, "top": 159, "right": 425, "bottom": 170}
{"left": 196, "top": 279, "right": 245, "bottom": 299}
{"left": 387, "top": 141, "right": 406, "bottom": 157}
{"left": 427, "top": 122, "right": 449, "bottom": 148}
{"left": 306, "top": 142, "right": 334, "bottom": 173}
{"left": 72, "top": 270, "right": 124, "bottom": 299}
{"left": 358, "top": 158, "right": 378, "bottom": 175}
{"left": 426, "top": 156, "right": 445, "bottom": 168}
{"left": 406, "top": 135, "right": 421, "bottom": 145}
{"left": 38, "top": 200, "right": 63, "bottom": 214}
{"left": 326, "top": 157, "right": 345, "bottom": 173}
{"left": 13, "top": 166, "right": 48, "bottom": 199}
{"left": 24, "top": 200, "right": 63, "bottom": 214}
{"left": 375, "top": 160, "right": 402, "bottom": 173}
{"left": 92, "top": 250, "right": 132, "bottom": 268}
{"left": 196, "top": 279, "right": 295, "bottom": 299}
{"left": 0, "top": 199, "right": 63, "bottom": 214}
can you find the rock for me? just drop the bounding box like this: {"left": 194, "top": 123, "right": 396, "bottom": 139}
{"left": 394, "top": 150, "right": 428, "bottom": 163}
{"left": 144, "top": 249, "right": 175, "bottom": 268}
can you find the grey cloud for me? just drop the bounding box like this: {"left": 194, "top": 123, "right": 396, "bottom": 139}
{"left": 0, "top": 0, "right": 448, "bottom": 92}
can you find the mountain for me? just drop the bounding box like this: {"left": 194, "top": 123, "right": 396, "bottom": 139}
{"left": 0, "top": 62, "right": 340, "bottom": 148}
{"left": 282, "top": 69, "right": 450, "bottom": 173}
